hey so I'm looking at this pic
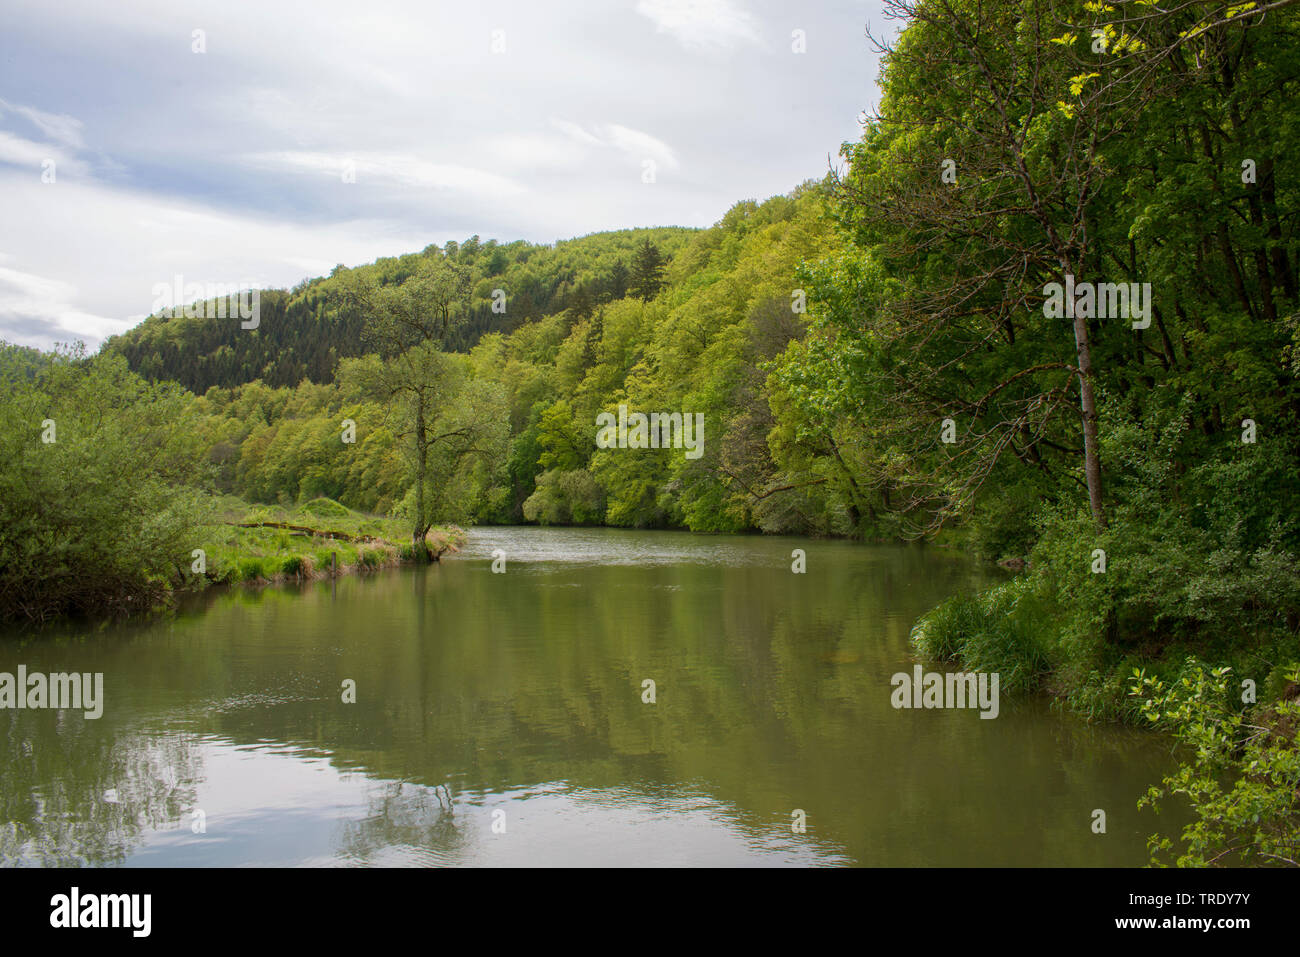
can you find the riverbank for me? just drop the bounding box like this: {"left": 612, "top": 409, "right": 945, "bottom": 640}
{"left": 192, "top": 496, "right": 465, "bottom": 588}
{"left": 910, "top": 512, "right": 1300, "bottom": 726}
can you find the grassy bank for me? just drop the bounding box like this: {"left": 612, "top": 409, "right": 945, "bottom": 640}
{"left": 911, "top": 507, "right": 1300, "bottom": 725}
{"left": 192, "top": 495, "right": 465, "bottom": 588}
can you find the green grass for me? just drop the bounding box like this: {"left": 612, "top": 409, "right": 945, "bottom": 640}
{"left": 193, "top": 495, "right": 461, "bottom": 586}
{"left": 911, "top": 576, "right": 1052, "bottom": 697}
{"left": 911, "top": 571, "right": 1300, "bottom": 723}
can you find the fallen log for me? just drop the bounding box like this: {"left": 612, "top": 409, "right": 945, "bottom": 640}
{"left": 227, "top": 521, "right": 385, "bottom": 543}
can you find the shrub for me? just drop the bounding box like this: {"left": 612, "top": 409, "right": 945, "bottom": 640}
{"left": 298, "top": 497, "right": 351, "bottom": 520}
{"left": 911, "top": 576, "right": 1051, "bottom": 695}
{"left": 1131, "top": 661, "right": 1300, "bottom": 867}
{"left": 237, "top": 557, "right": 269, "bottom": 582}
{"left": 279, "top": 554, "right": 314, "bottom": 578}
{"left": 522, "top": 468, "right": 605, "bottom": 525}
{"left": 0, "top": 347, "right": 204, "bottom": 622}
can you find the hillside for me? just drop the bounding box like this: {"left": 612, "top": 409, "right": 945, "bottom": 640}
{"left": 179, "top": 182, "right": 845, "bottom": 532}
{"left": 104, "top": 226, "right": 699, "bottom": 393}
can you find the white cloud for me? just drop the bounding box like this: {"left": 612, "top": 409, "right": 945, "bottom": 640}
{"left": 0, "top": 100, "right": 86, "bottom": 149}
{"left": 552, "top": 119, "right": 680, "bottom": 171}
{"left": 0, "top": 265, "right": 124, "bottom": 346}
{"left": 0, "top": 99, "right": 96, "bottom": 181}
{"left": 635, "top": 0, "right": 760, "bottom": 51}
{"left": 0, "top": 130, "right": 59, "bottom": 168}
{"left": 603, "top": 124, "right": 680, "bottom": 171}
{"left": 241, "top": 151, "right": 528, "bottom": 195}
{"left": 0, "top": 131, "right": 88, "bottom": 177}
{"left": 0, "top": 171, "right": 431, "bottom": 350}
{"left": 551, "top": 118, "right": 604, "bottom": 147}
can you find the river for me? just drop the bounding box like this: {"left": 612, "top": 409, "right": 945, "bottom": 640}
{"left": 0, "top": 527, "right": 1179, "bottom": 866}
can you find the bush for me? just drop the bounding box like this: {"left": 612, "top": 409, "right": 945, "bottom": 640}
{"left": 912, "top": 576, "right": 1051, "bottom": 695}
{"left": 522, "top": 468, "right": 605, "bottom": 525}
{"left": 279, "top": 554, "right": 314, "bottom": 578}
{"left": 913, "top": 402, "right": 1300, "bottom": 719}
{"left": 237, "top": 557, "right": 269, "bottom": 582}
{"left": 963, "top": 471, "right": 1054, "bottom": 562}
{"left": 1131, "top": 661, "right": 1300, "bottom": 867}
{"left": 298, "top": 497, "right": 351, "bottom": 520}
{"left": 0, "top": 346, "right": 204, "bottom": 622}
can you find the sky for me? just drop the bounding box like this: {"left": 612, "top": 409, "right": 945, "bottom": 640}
{"left": 0, "top": 0, "right": 893, "bottom": 350}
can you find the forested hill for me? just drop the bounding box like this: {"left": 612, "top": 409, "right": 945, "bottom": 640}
{"left": 172, "top": 184, "right": 842, "bottom": 533}
{"left": 103, "top": 226, "right": 698, "bottom": 393}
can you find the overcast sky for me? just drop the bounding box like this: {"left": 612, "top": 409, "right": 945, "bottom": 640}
{"left": 0, "top": 0, "right": 892, "bottom": 350}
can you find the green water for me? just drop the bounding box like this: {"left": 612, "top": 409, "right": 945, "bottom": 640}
{"left": 0, "top": 527, "right": 1178, "bottom": 866}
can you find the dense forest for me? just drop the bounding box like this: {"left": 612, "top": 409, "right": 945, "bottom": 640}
{"left": 101, "top": 186, "right": 840, "bottom": 534}
{"left": 107, "top": 228, "right": 696, "bottom": 393}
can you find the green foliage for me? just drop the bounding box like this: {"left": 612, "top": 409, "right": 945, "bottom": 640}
{"left": 0, "top": 345, "right": 204, "bottom": 623}
{"left": 629, "top": 238, "right": 667, "bottom": 302}
{"left": 105, "top": 229, "right": 697, "bottom": 394}
{"left": 1131, "top": 662, "right": 1300, "bottom": 867}
{"left": 535, "top": 400, "right": 587, "bottom": 471}
{"left": 522, "top": 469, "right": 605, "bottom": 525}
{"left": 959, "top": 475, "right": 1054, "bottom": 562}
{"left": 911, "top": 576, "right": 1052, "bottom": 695}
{"left": 197, "top": 497, "right": 456, "bottom": 585}
{"left": 278, "top": 554, "right": 311, "bottom": 577}
{"left": 299, "top": 497, "right": 351, "bottom": 519}
{"left": 789, "top": 0, "right": 1300, "bottom": 748}
{"left": 165, "top": 186, "right": 844, "bottom": 534}
{"left": 237, "top": 556, "right": 270, "bottom": 582}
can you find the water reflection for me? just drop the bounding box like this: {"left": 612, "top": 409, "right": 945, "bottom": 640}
{"left": 0, "top": 528, "right": 1181, "bottom": 866}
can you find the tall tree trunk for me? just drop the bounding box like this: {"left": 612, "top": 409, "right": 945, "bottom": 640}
{"left": 1064, "top": 264, "right": 1107, "bottom": 531}
{"left": 1260, "top": 158, "right": 1297, "bottom": 303}
{"left": 413, "top": 393, "right": 431, "bottom": 561}
{"left": 1074, "top": 316, "right": 1107, "bottom": 531}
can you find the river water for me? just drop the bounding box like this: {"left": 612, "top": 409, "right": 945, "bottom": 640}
{"left": 0, "top": 527, "right": 1179, "bottom": 866}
